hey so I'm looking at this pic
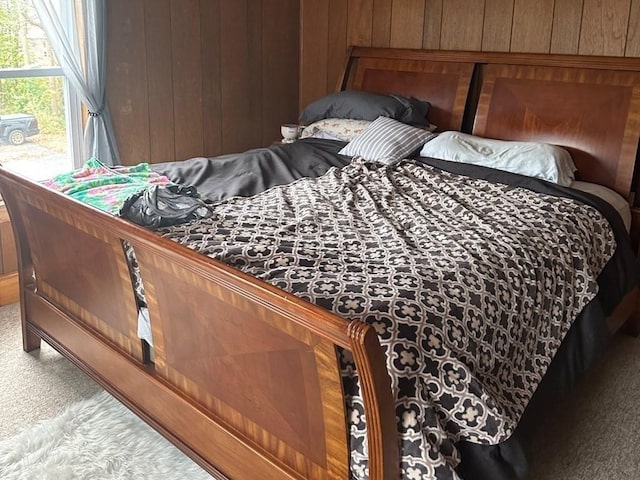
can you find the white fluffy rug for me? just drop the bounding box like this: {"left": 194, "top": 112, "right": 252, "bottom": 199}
{"left": 0, "top": 391, "right": 212, "bottom": 479}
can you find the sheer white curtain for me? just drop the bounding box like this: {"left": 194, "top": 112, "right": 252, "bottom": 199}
{"left": 33, "top": 0, "right": 120, "bottom": 165}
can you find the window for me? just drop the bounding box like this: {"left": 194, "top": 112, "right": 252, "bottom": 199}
{"left": 0, "top": 0, "right": 81, "bottom": 181}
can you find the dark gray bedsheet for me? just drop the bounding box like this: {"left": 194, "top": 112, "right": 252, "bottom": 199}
{"left": 150, "top": 138, "right": 350, "bottom": 202}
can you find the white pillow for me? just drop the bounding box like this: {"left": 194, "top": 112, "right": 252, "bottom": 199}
{"left": 339, "top": 116, "right": 437, "bottom": 165}
{"left": 419, "top": 131, "right": 577, "bottom": 186}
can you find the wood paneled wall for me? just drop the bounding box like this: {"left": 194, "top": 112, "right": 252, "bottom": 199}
{"left": 106, "top": 0, "right": 299, "bottom": 165}
{"left": 0, "top": 205, "right": 18, "bottom": 306}
{"left": 300, "top": 0, "right": 640, "bottom": 109}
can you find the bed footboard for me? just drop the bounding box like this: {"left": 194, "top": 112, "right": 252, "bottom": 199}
{"left": 0, "top": 167, "right": 400, "bottom": 480}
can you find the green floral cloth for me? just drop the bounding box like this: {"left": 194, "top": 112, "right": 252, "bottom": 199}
{"left": 42, "top": 158, "right": 173, "bottom": 215}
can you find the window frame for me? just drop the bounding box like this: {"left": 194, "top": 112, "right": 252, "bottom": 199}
{"left": 0, "top": 0, "right": 84, "bottom": 171}
{"left": 0, "top": 68, "right": 83, "bottom": 170}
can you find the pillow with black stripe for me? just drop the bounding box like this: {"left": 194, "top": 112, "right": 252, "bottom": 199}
{"left": 338, "top": 116, "right": 437, "bottom": 165}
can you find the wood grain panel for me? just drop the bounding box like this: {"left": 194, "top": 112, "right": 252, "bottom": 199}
{"left": 422, "top": 0, "right": 443, "bottom": 49}
{"left": 511, "top": 0, "right": 554, "bottom": 53}
{"left": 579, "top": 0, "right": 630, "bottom": 55}
{"left": 262, "top": 0, "right": 300, "bottom": 142}
{"left": 200, "top": 0, "right": 223, "bottom": 156}
{"left": 170, "top": 0, "right": 204, "bottom": 160}
{"left": 474, "top": 64, "right": 640, "bottom": 198}
{"left": 372, "top": 0, "right": 393, "bottom": 47}
{"left": 300, "top": 0, "right": 330, "bottom": 107}
{"left": 345, "top": 54, "right": 474, "bottom": 131}
{"left": 0, "top": 273, "right": 18, "bottom": 306}
{"left": 106, "top": 1, "right": 640, "bottom": 162}
{"left": 219, "top": 1, "right": 252, "bottom": 154}
{"left": 440, "top": 0, "right": 484, "bottom": 51}
{"left": 107, "top": 1, "right": 300, "bottom": 164}
{"left": 106, "top": 0, "right": 149, "bottom": 166}
{"left": 0, "top": 220, "right": 17, "bottom": 274}
{"left": 627, "top": 0, "right": 640, "bottom": 57}
{"left": 248, "top": 1, "right": 264, "bottom": 148}
{"left": 482, "top": 0, "right": 514, "bottom": 52}
{"left": 390, "top": 0, "right": 426, "bottom": 49}
{"left": 143, "top": 0, "right": 175, "bottom": 164}
{"left": 10, "top": 190, "right": 142, "bottom": 361}
{"left": 328, "top": 0, "right": 349, "bottom": 92}
{"left": 0, "top": 205, "right": 7, "bottom": 273}
{"left": 551, "top": 0, "right": 584, "bottom": 54}
{"left": 132, "top": 239, "right": 355, "bottom": 479}
{"left": 347, "top": 0, "right": 374, "bottom": 47}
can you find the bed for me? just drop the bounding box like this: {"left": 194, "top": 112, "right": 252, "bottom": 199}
{"left": 0, "top": 47, "right": 639, "bottom": 480}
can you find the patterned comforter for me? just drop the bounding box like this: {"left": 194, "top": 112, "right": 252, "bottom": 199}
{"left": 156, "top": 158, "right": 616, "bottom": 479}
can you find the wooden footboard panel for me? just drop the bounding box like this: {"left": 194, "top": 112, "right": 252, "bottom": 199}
{"left": 0, "top": 167, "right": 399, "bottom": 480}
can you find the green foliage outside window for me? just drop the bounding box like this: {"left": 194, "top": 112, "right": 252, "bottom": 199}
{"left": 0, "top": 0, "right": 65, "bottom": 135}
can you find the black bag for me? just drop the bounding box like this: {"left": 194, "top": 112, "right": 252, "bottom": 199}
{"left": 120, "top": 184, "right": 213, "bottom": 229}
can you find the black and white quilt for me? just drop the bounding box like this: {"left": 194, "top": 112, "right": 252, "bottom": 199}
{"left": 156, "top": 158, "right": 620, "bottom": 479}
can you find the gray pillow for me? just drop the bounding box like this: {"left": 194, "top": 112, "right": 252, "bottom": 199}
{"left": 299, "top": 91, "right": 430, "bottom": 126}
{"left": 339, "top": 116, "right": 437, "bottom": 165}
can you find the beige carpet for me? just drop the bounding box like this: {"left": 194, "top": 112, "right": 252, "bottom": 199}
{"left": 1, "top": 301, "right": 639, "bottom": 479}
{"left": 0, "top": 302, "right": 101, "bottom": 440}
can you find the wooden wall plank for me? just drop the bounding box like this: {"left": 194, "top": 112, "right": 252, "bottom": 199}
{"left": 107, "top": 1, "right": 640, "bottom": 162}
{"left": 550, "top": 0, "right": 584, "bottom": 54}
{"left": 626, "top": 0, "right": 640, "bottom": 57}
{"left": 0, "top": 220, "right": 17, "bottom": 275}
{"left": 482, "top": 0, "right": 514, "bottom": 52}
{"left": 0, "top": 273, "right": 18, "bottom": 306}
{"left": 300, "top": 0, "right": 330, "bottom": 107}
{"left": 390, "top": 0, "right": 426, "bottom": 49}
{"left": 248, "top": 1, "right": 264, "bottom": 148}
{"left": 170, "top": 0, "right": 204, "bottom": 160}
{"left": 372, "top": 0, "right": 393, "bottom": 47}
{"left": 0, "top": 205, "right": 6, "bottom": 274}
{"left": 347, "top": 0, "right": 374, "bottom": 47}
{"left": 144, "top": 0, "right": 175, "bottom": 164}
{"left": 328, "top": 0, "right": 349, "bottom": 92}
{"left": 579, "top": 0, "right": 630, "bottom": 55}
{"left": 219, "top": 1, "right": 252, "bottom": 153}
{"left": 0, "top": 207, "right": 17, "bottom": 304}
{"left": 0, "top": 221, "right": 5, "bottom": 274}
{"left": 200, "top": 0, "right": 223, "bottom": 156}
{"left": 262, "top": 0, "right": 300, "bottom": 142}
{"left": 108, "top": 1, "right": 300, "bottom": 162}
{"left": 440, "top": 0, "right": 485, "bottom": 51}
{"left": 106, "top": 0, "right": 149, "bottom": 166}
{"left": 422, "top": 0, "right": 443, "bottom": 49}
{"left": 511, "top": 0, "right": 554, "bottom": 53}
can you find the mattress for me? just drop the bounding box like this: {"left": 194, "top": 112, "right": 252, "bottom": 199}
{"left": 135, "top": 178, "right": 633, "bottom": 348}
{"left": 570, "top": 180, "right": 631, "bottom": 232}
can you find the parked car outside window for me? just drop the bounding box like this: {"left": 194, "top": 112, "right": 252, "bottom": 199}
{"left": 0, "top": 113, "right": 40, "bottom": 145}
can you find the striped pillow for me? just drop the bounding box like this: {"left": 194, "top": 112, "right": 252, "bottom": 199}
{"left": 338, "top": 116, "right": 436, "bottom": 165}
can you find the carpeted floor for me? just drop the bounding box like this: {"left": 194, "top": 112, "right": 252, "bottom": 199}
{"left": 1, "top": 301, "right": 640, "bottom": 479}
{"left": 0, "top": 302, "right": 101, "bottom": 440}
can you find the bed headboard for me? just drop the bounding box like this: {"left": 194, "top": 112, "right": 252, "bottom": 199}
{"left": 338, "top": 47, "right": 475, "bottom": 132}
{"left": 473, "top": 63, "right": 640, "bottom": 200}
{"left": 337, "top": 47, "right": 640, "bottom": 204}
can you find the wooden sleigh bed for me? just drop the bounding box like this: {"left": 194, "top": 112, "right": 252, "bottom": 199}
{"left": 1, "top": 48, "right": 640, "bottom": 480}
